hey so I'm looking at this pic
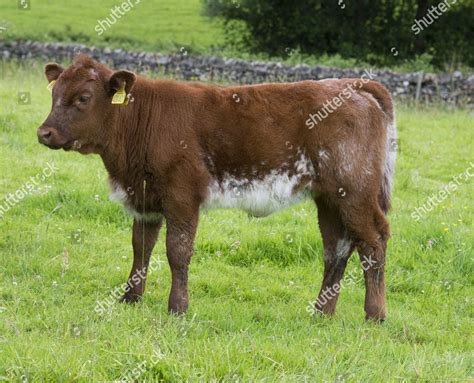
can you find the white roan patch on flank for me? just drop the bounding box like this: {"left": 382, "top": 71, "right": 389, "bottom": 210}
{"left": 203, "top": 153, "right": 316, "bottom": 217}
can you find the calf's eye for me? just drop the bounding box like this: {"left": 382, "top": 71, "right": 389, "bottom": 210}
{"left": 78, "top": 95, "right": 90, "bottom": 104}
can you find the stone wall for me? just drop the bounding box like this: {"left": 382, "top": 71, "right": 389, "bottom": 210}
{"left": 1, "top": 40, "right": 472, "bottom": 106}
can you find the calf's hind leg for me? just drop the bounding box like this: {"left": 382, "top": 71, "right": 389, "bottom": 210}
{"left": 314, "top": 198, "right": 355, "bottom": 315}
{"left": 341, "top": 203, "right": 390, "bottom": 322}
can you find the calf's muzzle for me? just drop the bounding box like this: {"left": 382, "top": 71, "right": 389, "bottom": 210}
{"left": 37, "top": 125, "right": 67, "bottom": 150}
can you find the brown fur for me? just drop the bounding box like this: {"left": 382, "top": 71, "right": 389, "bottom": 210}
{"left": 38, "top": 55, "right": 396, "bottom": 320}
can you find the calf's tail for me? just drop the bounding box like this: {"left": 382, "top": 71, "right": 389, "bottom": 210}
{"left": 361, "top": 81, "right": 397, "bottom": 214}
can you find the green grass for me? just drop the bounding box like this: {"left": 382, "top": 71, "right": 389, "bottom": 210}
{"left": 0, "top": 0, "right": 224, "bottom": 53}
{"left": 0, "top": 60, "right": 473, "bottom": 382}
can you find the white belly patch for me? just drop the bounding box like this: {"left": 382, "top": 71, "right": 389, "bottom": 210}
{"left": 203, "top": 156, "right": 315, "bottom": 217}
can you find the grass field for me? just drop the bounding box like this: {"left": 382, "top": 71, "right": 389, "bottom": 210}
{"left": 0, "top": 60, "right": 473, "bottom": 381}
{"left": 0, "top": 0, "right": 224, "bottom": 53}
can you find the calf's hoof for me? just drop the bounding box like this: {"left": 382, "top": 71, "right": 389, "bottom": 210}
{"left": 365, "top": 306, "right": 386, "bottom": 323}
{"left": 314, "top": 303, "right": 336, "bottom": 316}
{"left": 168, "top": 304, "right": 188, "bottom": 315}
{"left": 120, "top": 292, "right": 142, "bottom": 304}
{"left": 168, "top": 299, "right": 188, "bottom": 315}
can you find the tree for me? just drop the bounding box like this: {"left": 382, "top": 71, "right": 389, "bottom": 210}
{"left": 203, "top": 0, "right": 473, "bottom": 69}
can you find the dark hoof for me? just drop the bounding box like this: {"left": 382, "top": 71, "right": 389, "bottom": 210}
{"left": 120, "top": 293, "right": 142, "bottom": 304}
{"left": 168, "top": 301, "right": 188, "bottom": 315}
{"left": 365, "top": 310, "right": 386, "bottom": 323}
{"left": 314, "top": 305, "right": 335, "bottom": 316}
{"left": 365, "top": 316, "right": 386, "bottom": 324}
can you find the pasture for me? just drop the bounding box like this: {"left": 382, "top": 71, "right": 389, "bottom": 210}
{"left": 0, "top": 0, "right": 223, "bottom": 54}
{"left": 0, "top": 60, "right": 472, "bottom": 381}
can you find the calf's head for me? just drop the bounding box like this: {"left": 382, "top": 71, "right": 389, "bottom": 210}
{"left": 37, "top": 55, "right": 136, "bottom": 154}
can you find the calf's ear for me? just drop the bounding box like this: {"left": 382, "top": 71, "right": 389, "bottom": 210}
{"left": 45, "top": 63, "right": 64, "bottom": 82}
{"left": 109, "top": 70, "right": 136, "bottom": 95}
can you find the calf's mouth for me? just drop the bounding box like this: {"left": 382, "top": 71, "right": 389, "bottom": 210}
{"left": 37, "top": 125, "right": 78, "bottom": 151}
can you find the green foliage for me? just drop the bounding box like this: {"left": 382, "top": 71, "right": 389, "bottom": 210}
{"left": 0, "top": 60, "right": 473, "bottom": 381}
{"left": 204, "top": 0, "right": 474, "bottom": 69}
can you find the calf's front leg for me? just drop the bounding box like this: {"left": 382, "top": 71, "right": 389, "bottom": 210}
{"left": 121, "top": 218, "right": 162, "bottom": 303}
{"left": 165, "top": 212, "right": 198, "bottom": 315}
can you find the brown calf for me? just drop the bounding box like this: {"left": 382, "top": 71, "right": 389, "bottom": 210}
{"left": 37, "top": 55, "right": 396, "bottom": 321}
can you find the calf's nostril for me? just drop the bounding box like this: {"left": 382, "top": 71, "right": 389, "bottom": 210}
{"left": 38, "top": 127, "right": 54, "bottom": 143}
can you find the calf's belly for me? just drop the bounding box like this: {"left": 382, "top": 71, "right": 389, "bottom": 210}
{"left": 202, "top": 172, "right": 313, "bottom": 217}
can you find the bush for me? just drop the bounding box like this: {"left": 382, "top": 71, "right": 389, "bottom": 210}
{"left": 203, "top": 0, "right": 473, "bottom": 70}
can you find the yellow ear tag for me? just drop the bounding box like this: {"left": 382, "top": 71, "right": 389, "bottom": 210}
{"left": 46, "top": 80, "right": 56, "bottom": 92}
{"left": 111, "top": 81, "right": 128, "bottom": 105}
